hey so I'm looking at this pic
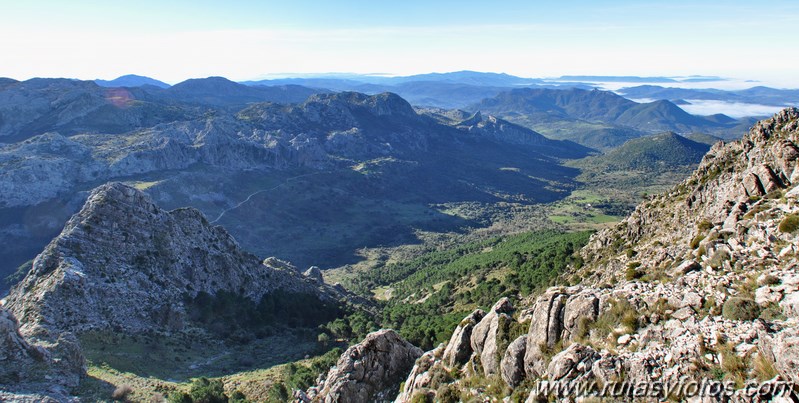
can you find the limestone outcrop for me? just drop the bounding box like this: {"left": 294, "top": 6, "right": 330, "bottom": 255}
{"left": 306, "top": 329, "right": 423, "bottom": 403}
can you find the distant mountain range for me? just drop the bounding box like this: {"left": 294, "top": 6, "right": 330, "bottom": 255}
{"left": 618, "top": 85, "right": 799, "bottom": 107}
{"left": 0, "top": 77, "right": 321, "bottom": 142}
{"left": 469, "top": 87, "right": 749, "bottom": 144}
{"left": 83, "top": 72, "right": 797, "bottom": 115}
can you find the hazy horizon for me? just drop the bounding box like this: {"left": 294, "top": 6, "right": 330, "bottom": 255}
{"left": 2, "top": 1, "right": 798, "bottom": 87}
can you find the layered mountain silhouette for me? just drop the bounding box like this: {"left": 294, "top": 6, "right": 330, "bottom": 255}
{"left": 471, "top": 88, "right": 735, "bottom": 133}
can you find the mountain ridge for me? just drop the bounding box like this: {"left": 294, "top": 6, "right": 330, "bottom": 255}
{"left": 95, "top": 74, "right": 170, "bottom": 88}
{"left": 472, "top": 87, "right": 735, "bottom": 134}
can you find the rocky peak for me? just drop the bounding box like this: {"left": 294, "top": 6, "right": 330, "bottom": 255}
{"left": 576, "top": 107, "right": 799, "bottom": 284}
{"left": 303, "top": 329, "right": 423, "bottom": 403}
{"left": 304, "top": 92, "right": 419, "bottom": 120}
{"left": 5, "top": 182, "right": 336, "bottom": 337}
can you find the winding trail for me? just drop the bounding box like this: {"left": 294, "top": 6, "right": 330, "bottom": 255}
{"left": 209, "top": 171, "right": 331, "bottom": 224}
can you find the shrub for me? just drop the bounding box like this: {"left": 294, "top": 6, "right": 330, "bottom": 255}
{"left": 229, "top": 391, "right": 248, "bottom": 403}
{"left": 758, "top": 303, "right": 785, "bottom": 321}
{"left": 427, "top": 365, "right": 453, "bottom": 389}
{"left": 112, "top": 385, "right": 133, "bottom": 401}
{"left": 436, "top": 384, "right": 461, "bottom": 403}
{"left": 689, "top": 235, "right": 705, "bottom": 249}
{"left": 697, "top": 220, "right": 714, "bottom": 231}
{"left": 575, "top": 316, "right": 593, "bottom": 341}
{"left": 759, "top": 274, "right": 781, "bottom": 286}
{"left": 265, "top": 384, "right": 288, "bottom": 403}
{"left": 188, "top": 378, "right": 227, "bottom": 403}
{"left": 409, "top": 392, "right": 431, "bottom": 403}
{"left": 593, "top": 298, "right": 640, "bottom": 336}
{"left": 167, "top": 392, "right": 192, "bottom": 403}
{"left": 717, "top": 342, "right": 746, "bottom": 387}
{"left": 722, "top": 298, "right": 760, "bottom": 321}
{"left": 625, "top": 262, "right": 643, "bottom": 281}
{"left": 779, "top": 214, "right": 799, "bottom": 233}
{"left": 754, "top": 353, "right": 778, "bottom": 381}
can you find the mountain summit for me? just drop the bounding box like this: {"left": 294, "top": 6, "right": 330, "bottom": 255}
{"left": 5, "top": 182, "right": 344, "bottom": 336}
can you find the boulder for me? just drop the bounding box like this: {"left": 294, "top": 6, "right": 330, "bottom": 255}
{"left": 500, "top": 335, "right": 527, "bottom": 388}
{"left": 743, "top": 173, "right": 765, "bottom": 197}
{"left": 304, "top": 266, "right": 324, "bottom": 283}
{"left": 470, "top": 298, "right": 513, "bottom": 376}
{"left": 524, "top": 291, "right": 568, "bottom": 377}
{"left": 546, "top": 344, "right": 599, "bottom": 382}
{"left": 441, "top": 309, "right": 484, "bottom": 368}
{"left": 671, "top": 260, "right": 701, "bottom": 276}
{"left": 562, "top": 293, "right": 599, "bottom": 341}
{"left": 780, "top": 291, "right": 799, "bottom": 319}
{"left": 315, "top": 329, "right": 423, "bottom": 403}
{"left": 591, "top": 356, "right": 624, "bottom": 386}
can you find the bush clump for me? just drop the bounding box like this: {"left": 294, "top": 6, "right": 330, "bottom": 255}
{"left": 625, "top": 262, "right": 643, "bottom": 280}
{"left": 168, "top": 378, "right": 228, "bottom": 403}
{"left": 722, "top": 297, "right": 761, "bottom": 321}
{"left": 778, "top": 214, "right": 799, "bottom": 233}
{"left": 697, "top": 220, "right": 714, "bottom": 231}
{"left": 436, "top": 384, "right": 461, "bottom": 403}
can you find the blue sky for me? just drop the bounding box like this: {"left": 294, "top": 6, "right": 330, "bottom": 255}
{"left": 1, "top": 0, "right": 798, "bottom": 86}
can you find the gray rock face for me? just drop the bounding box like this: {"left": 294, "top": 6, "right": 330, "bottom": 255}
{"left": 0, "top": 306, "right": 84, "bottom": 400}
{"left": 314, "top": 329, "right": 423, "bottom": 403}
{"left": 470, "top": 297, "right": 513, "bottom": 376}
{"left": 772, "top": 328, "right": 799, "bottom": 383}
{"left": 4, "top": 182, "right": 335, "bottom": 336}
{"left": 441, "top": 309, "right": 484, "bottom": 368}
{"left": 578, "top": 108, "right": 799, "bottom": 285}
{"left": 0, "top": 306, "right": 46, "bottom": 384}
{"left": 561, "top": 293, "right": 599, "bottom": 341}
{"left": 500, "top": 335, "right": 527, "bottom": 388}
{"left": 304, "top": 266, "right": 324, "bottom": 283}
{"left": 546, "top": 344, "right": 600, "bottom": 382}
{"left": 395, "top": 345, "right": 444, "bottom": 403}
{"left": 524, "top": 290, "right": 568, "bottom": 378}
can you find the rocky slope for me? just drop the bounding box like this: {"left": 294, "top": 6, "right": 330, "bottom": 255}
{"left": 314, "top": 108, "right": 799, "bottom": 402}
{"left": 4, "top": 182, "right": 347, "bottom": 339}
{"left": 0, "top": 305, "right": 84, "bottom": 401}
